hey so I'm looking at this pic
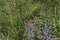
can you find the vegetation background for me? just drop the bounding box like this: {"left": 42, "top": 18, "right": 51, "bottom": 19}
{"left": 0, "top": 0, "right": 60, "bottom": 40}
